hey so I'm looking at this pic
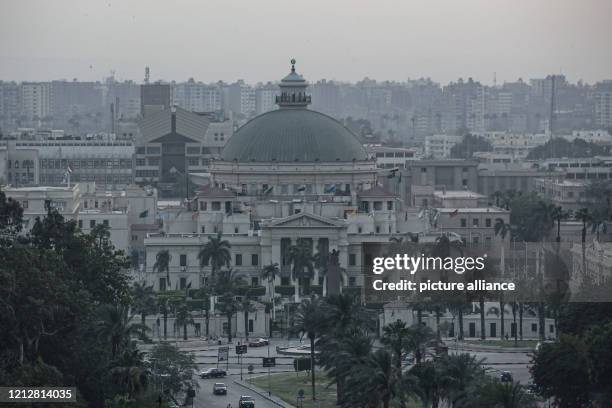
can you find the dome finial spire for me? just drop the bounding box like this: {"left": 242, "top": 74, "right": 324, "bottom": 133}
{"left": 276, "top": 59, "right": 310, "bottom": 108}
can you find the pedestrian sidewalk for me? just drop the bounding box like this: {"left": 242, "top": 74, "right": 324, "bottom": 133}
{"left": 454, "top": 340, "right": 534, "bottom": 353}
{"left": 234, "top": 378, "right": 295, "bottom": 408}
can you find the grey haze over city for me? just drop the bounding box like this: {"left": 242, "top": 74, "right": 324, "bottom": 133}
{"left": 1, "top": 0, "right": 612, "bottom": 84}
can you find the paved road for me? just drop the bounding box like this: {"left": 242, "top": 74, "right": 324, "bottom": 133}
{"left": 193, "top": 375, "right": 278, "bottom": 408}
{"left": 177, "top": 338, "right": 535, "bottom": 406}
{"left": 449, "top": 346, "right": 533, "bottom": 385}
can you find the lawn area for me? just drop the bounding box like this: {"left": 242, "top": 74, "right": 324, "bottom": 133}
{"left": 462, "top": 339, "right": 538, "bottom": 348}
{"left": 249, "top": 371, "right": 336, "bottom": 408}
{"left": 249, "top": 372, "right": 421, "bottom": 408}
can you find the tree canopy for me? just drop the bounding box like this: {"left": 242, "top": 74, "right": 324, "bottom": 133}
{"left": 450, "top": 134, "right": 493, "bottom": 159}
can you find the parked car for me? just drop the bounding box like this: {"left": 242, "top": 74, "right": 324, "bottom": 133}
{"left": 239, "top": 395, "right": 255, "bottom": 408}
{"left": 200, "top": 368, "right": 227, "bottom": 379}
{"left": 500, "top": 371, "right": 513, "bottom": 383}
{"left": 248, "top": 338, "right": 269, "bottom": 347}
{"left": 213, "top": 383, "right": 227, "bottom": 395}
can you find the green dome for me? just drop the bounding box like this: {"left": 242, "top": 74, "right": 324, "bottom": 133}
{"left": 221, "top": 109, "right": 368, "bottom": 162}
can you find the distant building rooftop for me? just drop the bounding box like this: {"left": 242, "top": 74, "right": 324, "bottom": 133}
{"left": 433, "top": 190, "right": 485, "bottom": 199}
{"left": 358, "top": 185, "right": 396, "bottom": 198}
{"left": 437, "top": 207, "right": 507, "bottom": 213}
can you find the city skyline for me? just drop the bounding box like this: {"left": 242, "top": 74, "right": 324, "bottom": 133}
{"left": 2, "top": 0, "right": 612, "bottom": 85}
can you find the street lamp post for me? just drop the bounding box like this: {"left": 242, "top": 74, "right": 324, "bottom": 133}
{"left": 267, "top": 341, "right": 271, "bottom": 396}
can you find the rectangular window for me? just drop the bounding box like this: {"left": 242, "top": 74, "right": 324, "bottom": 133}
{"left": 200, "top": 201, "right": 207, "bottom": 211}
{"left": 349, "top": 277, "right": 356, "bottom": 287}
{"left": 531, "top": 323, "right": 538, "bottom": 333}
{"left": 460, "top": 218, "right": 467, "bottom": 227}
{"left": 159, "top": 278, "right": 166, "bottom": 292}
{"left": 235, "top": 254, "right": 242, "bottom": 266}
{"left": 373, "top": 201, "right": 383, "bottom": 211}
{"left": 103, "top": 219, "right": 109, "bottom": 227}
{"left": 180, "top": 278, "right": 187, "bottom": 290}
{"left": 387, "top": 201, "right": 393, "bottom": 210}
{"left": 78, "top": 220, "right": 83, "bottom": 228}
{"left": 251, "top": 277, "right": 258, "bottom": 287}
{"left": 248, "top": 319, "right": 254, "bottom": 333}
{"left": 485, "top": 218, "right": 491, "bottom": 227}
{"left": 90, "top": 220, "right": 95, "bottom": 228}
{"left": 180, "top": 254, "right": 187, "bottom": 267}
{"left": 211, "top": 202, "right": 221, "bottom": 211}
{"left": 201, "top": 226, "right": 206, "bottom": 233}
{"left": 349, "top": 254, "right": 356, "bottom": 266}
{"left": 472, "top": 218, "right": 479, "bottom": 227}
{"left": 251, "top": 254, "right": 259, "bottom": 266}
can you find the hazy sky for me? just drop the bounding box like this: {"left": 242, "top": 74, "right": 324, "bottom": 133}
{"left": 1, "top": 0, "right": 611, "bottom": 85}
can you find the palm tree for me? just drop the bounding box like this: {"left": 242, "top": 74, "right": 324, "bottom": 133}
{"left": 318, "top": 293, "right": 374, "bottom": 404}
{"left": 471, "top": 258, "right": 497, "bottom": 340}
{"left": 407, "top": 324, "right": 435, "bottom": 364}
{"left": 319, "top": 332, "right": 373, "bottom": 404}
{"left": 575, "top": 208, "right": 591, "bottom": 244}
{"left": 214, "top": 268, "right": 244, "bottom": 343}
{"left": 288, "top": 239, "right": 315, "bottom": 297}
{"left": 501, "top": 190, "right": 518, "bottom": 210}
{"left": 411, "top": 360, "right": 448, "bottom": 408}
{"left": 471, "top": 380, "right": 537, "bottom": 408}
{"left": 324, "top": 292, "right": 374, "bottom": 334}
{"left": 96, "top": 304, "right": 148, "bottom": 359}
{"left": 494, "top": 219, "right": 514, "bottom": 240}
{"left": 491, "top": 190, "right": 504, "bottom": 207}
{"left": 197, "top": 232, "right": 231, "bottom": 280}
{"left": 108, "top": 347, "right": 149, "bottom": 399}
{"left": 131, "top": 281, "right": 156, "bottom": 338}
{"left": 158, "top": 297, "right": 169, "bottom": 339}
{"left": 431, "top": 233, "right": 464, "bottom": 280}
{"left": 442, "top": 353, "right": 486, "bottom": 406}
{"left": 175, "top": 302, "right": 195, "bottom": 340}
{"left": 342, "top": 349, "right": 401, "bottom": 408}
{"left": 260, "top": 262, "right": 279, "bottom": 320}
{"left": 130, "top": 249, "right": 140, "bottom": 272}
{"left": 381, "top": 320, "right": 411, "bottom": 370}
{"left": 153, "top": 250, "right": 171, "bottom": 289}
{"left": 293, "top": 295, "right": 326, "bottom": 401}
{"left": 551, "top": 205, "right": 569, "bottom": 242}
{"left": 432, "top": 234, "right": 466, "bottom": 339}
{"left": 240, "top": 296, "right": 256, "bottom": 341}
{"left": 363, "top": 349, "right": 399, "bottom": 408}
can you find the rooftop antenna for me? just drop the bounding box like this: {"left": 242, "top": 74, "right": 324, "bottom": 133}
{"left": 493, "top": 72, "right": 497, "bottom": 88}
{"left": 144, "top": 66, "right": 150, "bottom": 84}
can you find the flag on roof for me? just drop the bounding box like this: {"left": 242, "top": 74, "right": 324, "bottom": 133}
{"left": 263, "top": 185, "right": 274, "bottom": 195}
{"left": 324, "top": 184, "right": 337, "bottom": 194}
{"left": 139, "top": 210, "right": 149, "bottom": 218}
{"left": 387, "top": 168, "right": 399, "bottom": 178}
{"left": 297, "top": 185, "right": 306, "bottom": 192}
{"left": 450, "top": 209, "right": 459, "bottom": 218}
